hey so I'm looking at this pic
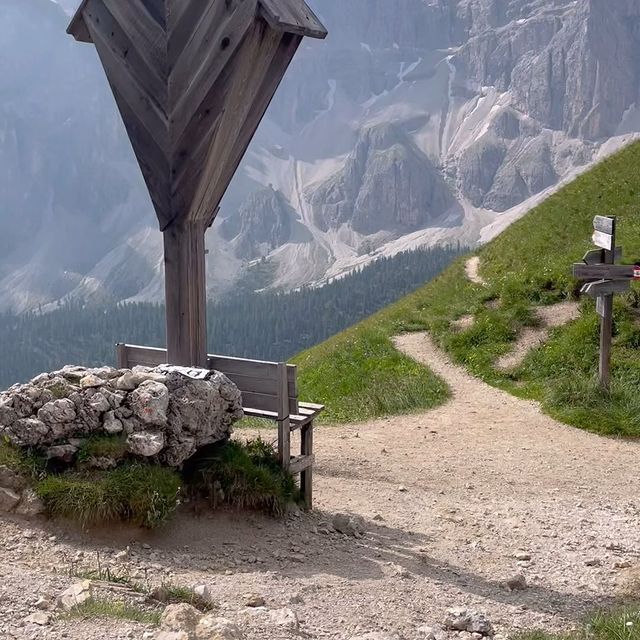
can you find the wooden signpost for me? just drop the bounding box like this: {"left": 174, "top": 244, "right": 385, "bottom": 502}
{"left": 573, "top": 216, "right": 639, "bottom": 389}
{"left": 67, "top": 0, "right": 327, "bottom": 367}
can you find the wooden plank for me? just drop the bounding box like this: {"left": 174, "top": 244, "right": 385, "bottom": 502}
{"left": 298, "top": 401, "right": 324, "bottom": 412}
{"left": 170, "top": 0, "right": 257, "bottom": 141}
{"left": 223, "top": 372, "right": 297, "bottom": 398}
{"left": 163, "top": 220, "right": 208, "bottom": 367}
{"left": 581, "top": 279, "right": 631, "bottom": 297}
{"left": 241, "top": 391, "right": 298, "bottom": 415}
{"left": 260, "top": 0, "right": 328, "bottom": 39}
{"left": 67, "top": 0, "right": 92, "bottom": 42}
{"left": 277, "top": 362, "right": 291, "bottom": 470}
{"left": 596, "top": 296, "right": 606, "bottom": 319}
{"left": 592, "top": 230, "right": 614, "bottom": 251}
{"left": 115, "top": 343, "right": 129, "bottom": 369}
{"left": 289, "top": 454, "right": 314, "bottom": 475}
{"left": 189, "top": 29, "right": 299, "bottom": 223}
{"left": 593, "top": 216, "right": 615, "bottom": 235}
{"left": 300, "top": 422, "right": 313, "bottom": 508}
{"left": 582, "top": 247, "right": 623, "bottom": 265}
{"left": 208, "top": 354, "right": 296, "bottom": 382}
{"left": 101, "top": 0, "right": 168, "bottom": 81}
{"left": 573, "top": 264, "right": 636, "bottom": 280}
{"left": 84, "top": 2, "right": 170, "bottom": 121}
{"left": 243, "top": 408, "right": 278, "bottom": 421}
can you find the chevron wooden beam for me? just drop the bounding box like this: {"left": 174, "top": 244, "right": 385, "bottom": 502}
{"left": 68, "top": 0, "right": 327, "bottom": 366}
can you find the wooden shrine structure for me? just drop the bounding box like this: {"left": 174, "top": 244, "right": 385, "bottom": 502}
{"left": 66, "top": 0, "right": 327, "bottom": 506}
{"left": 67, "top": 0, "right": 327, "bottom": 367}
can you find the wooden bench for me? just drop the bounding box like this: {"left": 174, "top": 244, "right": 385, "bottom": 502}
{"left": 115, "top": 344, "right": 323, "bottom": 508}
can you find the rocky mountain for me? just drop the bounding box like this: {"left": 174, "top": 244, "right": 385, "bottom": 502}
{"left": 1, "top": 0, "right": 640, "bottom": 311}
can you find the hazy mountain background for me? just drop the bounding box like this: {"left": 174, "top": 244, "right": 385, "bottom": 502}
{"left": 1, "top": 0, "right": 640, "bottom": 313}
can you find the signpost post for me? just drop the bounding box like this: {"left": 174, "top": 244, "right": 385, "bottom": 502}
{"left": 572, "top": 216, "right": 639, "bottom": 390}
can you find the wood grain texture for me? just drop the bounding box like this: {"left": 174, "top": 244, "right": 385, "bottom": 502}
{"left": 71, "top": 0, "right": 326, "bottom": 369}
{"left": 260, "top": 0, "right": 327, "bottom": 38}
{"left": 68, "top": 0, "right": 326, "bottom": 233}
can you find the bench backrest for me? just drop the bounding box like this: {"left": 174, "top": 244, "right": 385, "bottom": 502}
{"left": 115, "top": 344, "right": 299, "bottom": 417}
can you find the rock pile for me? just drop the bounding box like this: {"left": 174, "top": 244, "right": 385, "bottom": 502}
{"left": 0, "top": 364, "right": 244, "bottom": 471}
{"left": 159, "top": 603, "right": 245, "bottom": 640}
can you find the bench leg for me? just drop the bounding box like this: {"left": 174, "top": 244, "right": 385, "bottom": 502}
{"left": 278, "top": 417, "right": 291, "bottom": 471}
{"left": 300, "top": 421, "right": 313, "bottom": 510}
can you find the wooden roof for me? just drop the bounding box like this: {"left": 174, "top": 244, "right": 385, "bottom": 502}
{"left": 67, "top": 0, "right": 327, "bottom": 231}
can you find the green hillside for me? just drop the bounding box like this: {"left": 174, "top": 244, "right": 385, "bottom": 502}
{"left": 296, "top": 141, "right": 640, "bottom": 436}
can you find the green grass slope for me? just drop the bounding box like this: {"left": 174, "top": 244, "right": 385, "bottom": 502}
{"left": 295, "top": 141, "right": 640, "bottom": 435}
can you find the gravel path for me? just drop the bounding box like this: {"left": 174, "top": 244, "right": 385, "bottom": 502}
{"left": 1, "top": 333, "right": 639, "bottom": 640}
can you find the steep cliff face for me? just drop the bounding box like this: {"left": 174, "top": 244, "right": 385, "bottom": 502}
{"left": 1, "top": 0, "right": 640, "bottom": 310}
{"left": 310, "top": 124, "right": 454, "bottom": 234}
{"left": 220, "top": 188, "right": 297, "bottom": 261}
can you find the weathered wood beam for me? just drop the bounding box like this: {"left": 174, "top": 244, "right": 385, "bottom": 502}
{"left": 163, "top": 219, "right": 209, "bottom": 367}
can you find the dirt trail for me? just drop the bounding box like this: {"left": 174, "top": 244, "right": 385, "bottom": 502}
{"left": 465, "top": 257, "right": 486, "bottom": 285}
{"left": 2, "top": 334, "right": 640, "bottom": 640}
{"left": 496, "top": 302, "right": 581, "bottom": 370}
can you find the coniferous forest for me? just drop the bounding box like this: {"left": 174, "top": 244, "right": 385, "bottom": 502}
{"left": 0, "top": 245, "right": 465, "bottom": 389}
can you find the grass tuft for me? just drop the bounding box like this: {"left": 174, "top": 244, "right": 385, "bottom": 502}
{"left": 515, "top": 608, "right": 640, "bottom": 640}
{"left": 184, "top": 438, "right": 299, "bottom": 516}
{"left": 63, "top": 597, "right": 161, "bottom": 626}
{"left": 77, "top": 434, "right": 128, "bottom": 463}
{"left": 35, "top": 463, "right": 181, "bottom": 528}
{"left": 150, "top": 583, "right": 215, "bottom": 612}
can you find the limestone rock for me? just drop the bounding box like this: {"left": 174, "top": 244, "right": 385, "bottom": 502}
{"left": 0, "top": 465, "right": 27, "bottom": 492}
{"left": 269, "top": 608, "right": 299, "bottom": 631}
{"left": 244, "top": 594, "right": 266, "bottom": 608}
{"left": 350, "top": 634, "right": 401, "bottom": 640}
{"left": 0, "top": 365, "right": 242, "bottom": 467}
{"left": 127, "top": 431, "right": 165, "bottom": 457}
{"left": 56, "top": 580, "right": 93, "bottom": 611}
{"left": 505, "top": 573, "right": 528, "bottom": 591}
{"left": 193, "top": 584, "right": 211, "bottom": 601}
{"left": 444, "top": 609, "right": 493, "bottom": 637}
{"left": 38, "top": 398, "right": 76, "bottom": 424}
{"left": 196, "top": 616, "right": 245, "bottom": 640}
{"left": 161, "top": 603, "right": 201, "bottom": 634}
{"left": 46, "top": 444, "right": 78, "bottom": 463}
{"left": 157, "top": 633, "right": 191, "bottom": 640}
{"left": 79, "top": 374, "right": 105, "bottom": 389}
{"left": 0, "top": 487, "right": 21, "bottom": 512}
{"left": 103, "top": 410, "right": 124, "bottom": 434}
{"left": 332, "top": 513, "right": 366, "bottom": 537}
{"left": 131, "top": 380, "right": 170, "bottom": 425}
{"left": 116, "top": 371, "right": 137, "bottom": 391}
{"left": 24, "top": 612, "right": 51, "bottom": 626}
{"left": 310, "top": 123, "right": 454, "bottom": 235}
{"left": 16, "top": 490, "right": 46, "bottom": 517}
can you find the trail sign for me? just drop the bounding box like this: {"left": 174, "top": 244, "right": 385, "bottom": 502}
{"left": 572, "top": 215, "right": 627, "bottom": 390}
{"left": 582, "top": 247, "right": 623, "bottom": 265}
{"left": 573, "top": 264, "right": 637, "bottom": 280}
{"left": 593, "top": 216, "right": 615, "bottom": 235}
{"left": 592, "top": 230, "right": 614, "bottom": 251}
{"left": 580, "top": 278, "right": 631, "bottom": 297}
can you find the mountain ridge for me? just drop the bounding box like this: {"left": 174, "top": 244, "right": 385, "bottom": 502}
{"left": 1, "top": 0, "right": 640, "bottom": 312}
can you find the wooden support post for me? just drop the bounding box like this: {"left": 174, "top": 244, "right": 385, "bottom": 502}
{"left": 598, "top": 217, "right": 616, "bottom": 391}
{"left": 300, "top": 421, "right": 313, "bottom": 509}
{"left": 163, "top": 220, "right": 208, "bottom": 368}
{"left": 277, "top": 362, "right": 291, "bottom": 470}
{"left": 115, "top": 343, "right": 128, "bottom": 369}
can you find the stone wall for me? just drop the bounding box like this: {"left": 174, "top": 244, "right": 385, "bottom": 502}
{"left": 0, "top": 365, "right": 244, "bottom": 468}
